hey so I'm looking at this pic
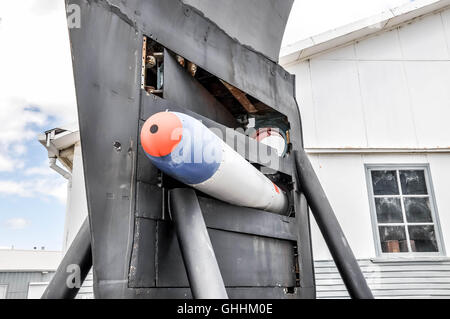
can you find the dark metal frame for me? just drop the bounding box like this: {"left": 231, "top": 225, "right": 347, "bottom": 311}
{"left": 42, "top": 0, "right": 372, "bottom": 299}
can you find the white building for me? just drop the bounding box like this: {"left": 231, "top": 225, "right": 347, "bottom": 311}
{"left": 0, "top": 249, "right": 61, "bottom": 299}
{"left": 281, "top": 0, "right": 450, "bottom": 298}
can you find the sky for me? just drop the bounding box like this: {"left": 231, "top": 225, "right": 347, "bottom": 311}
{"left": 0, "top": 0, "right": 414, "bottom": 251}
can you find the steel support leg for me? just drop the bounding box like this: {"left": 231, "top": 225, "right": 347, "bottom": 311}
{"left": 294, "top": 149, "right": 374, "bottom": 299}
{"left": 169, "top": 188, "right": 228, "bottom": 299}
{"left": 41, "top": 218, "right": 92, "bottom": 299}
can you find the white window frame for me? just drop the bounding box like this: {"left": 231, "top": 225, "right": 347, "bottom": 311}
{"left": 0, "top": 284, "right": 8, "bottom": 299}
{"left": 365, "top": 164, "right": 445, "bottom": 258}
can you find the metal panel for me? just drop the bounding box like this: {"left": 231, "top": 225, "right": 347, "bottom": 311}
{"left": 405, "top": 61, "right": 450, "bottom": 148}
{"left": 398, "top": 12, "right": 448, "bottom": 60}
{"left": 96, "top": 0, "right": 302, "bottom": 147}
{"left": 69, "top": 284, "right": 305, "bottom": 299}
{"left": 309, "top": 59, "right": 367, "bottom": 148}
{"left": 210, "top": 229, "right": 296, "bottom": 287}
{"left": 67, "top": 0, "right": 141, "bottom": 292}
{"left": 163, "top": 51, "right": 237, "bottom": 128}
{"left": 137, "top": 145, "right": 160, "bottom": 185}
{"left": 156, "top": 221, "right": 297, "bottom": 288}
{"left": 156, "top": 221, "right": 189, "bottom": 287}
{"left": 67, "top": 0, "right": 314, "bottom": 299}
{"left": 129, "top": 218, "right": 156, "bottom": 288}
{"left": 198, "top": 197, "right": 297, "bottom": 241}
{"left": 181, "top": 0, "right": 293, "bottom": 62}
{"left": 136, "top": 182, "right": 162, "bottom": 220}
{"left": 358, "top": 61, "right": 418, "bottom": 148}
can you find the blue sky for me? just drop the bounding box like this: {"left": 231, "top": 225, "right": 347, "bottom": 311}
{"left": 0, "top": 0, "right": 414, "bottom": 251}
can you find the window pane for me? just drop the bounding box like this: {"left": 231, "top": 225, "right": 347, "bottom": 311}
{"left": 371, "top": 170, "right": 399, "bottom": 195}
{"left": 379, "top": 226, "right": 408, "bottom": 253}
{"left": 404, "top": 197, "right": 433, "bottom": 223}
{"left": 408, "top": 225, "right": 438, "bottom": 252}
{"left": 400, "top": 170, "right": 427, "bottom": 195}
{"left": 375, "top": 197, "right": 403, "bottom": 223}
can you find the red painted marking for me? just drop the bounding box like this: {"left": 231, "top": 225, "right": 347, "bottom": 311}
{"left": 141, "top": 112, "right": 183, "bottom": 157}
{"left": 273, "top": 182, "right": 280, "bottom": 194}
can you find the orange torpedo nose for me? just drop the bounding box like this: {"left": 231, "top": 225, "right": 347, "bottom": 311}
{"left": 140, "top": 112, "right": 183, "bottom": 157}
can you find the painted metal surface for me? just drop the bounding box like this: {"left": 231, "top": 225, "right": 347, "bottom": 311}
{"left": 141, "top": 112, "right": 288, "bottom": 214}
{"left": 66, "top": 0, "right": 315, "bottom": 299}
{"left": 170, "top": 188, "right": 228, "bottom": 299}
{"left": 163, "top": 52, "right": 237, "bottom": 128}
{"left": 181, "top": 0, "right": 294, "bottom": 62}
{"left": 294, "top": 150, "right": 373, "bottom": 298}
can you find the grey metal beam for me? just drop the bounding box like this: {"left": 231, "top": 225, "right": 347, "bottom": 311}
{"left": 199, "top": 196, "right": 297, "bottom": 241}
{"left": 169, "top": 188, "right": 228, "bottom": 299}
{"left": 294, "top": 149, "right": 374, "bottom": 299}
{"left": 41, "top": 218, "right": 92, "bottom": 299}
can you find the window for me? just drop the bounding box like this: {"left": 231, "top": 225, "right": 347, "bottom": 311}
{"left": 0, "top": 284, "right": 7, "bottom": 299}
{"left": 366, "top": 165, "right": 444, "bottom": 256}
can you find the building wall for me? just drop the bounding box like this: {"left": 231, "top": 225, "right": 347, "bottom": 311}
{"left": 0, "top": 250, "right": 62, "bottom": 299}
{"left": 315, "top": 259, "right": 450, "bottom": 299}
{"left": 286, "top": 7, "right": 450, "bottom": 150}
{"left": 0, "top": 272, "right": 55, "bottom": 299}
{"left": 307, "top": 152, "right": 450, "bottom": 261}
{"left": 63, "top": 142, "right": 89, "bottom": 252}
{"left": 283, "top": 7, "right": 450, "bottom": 297}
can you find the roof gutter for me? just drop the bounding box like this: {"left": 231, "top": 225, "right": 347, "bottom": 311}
{"left": 44, "top": 129, "right": 72, "bottom": 180}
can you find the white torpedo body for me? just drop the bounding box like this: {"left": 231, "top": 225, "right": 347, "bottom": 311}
{"left": 140, "top": 111, "right": 288, "bottom": 214}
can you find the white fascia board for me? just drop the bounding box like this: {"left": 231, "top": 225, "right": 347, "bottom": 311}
{"left": 305, "top": 147, "right": 450, "bottom": 154}
{"left": 280, "top": 0, "right": 450, "bottom": 65}
{"left": 0, "top": 250, "right": 62, "bottom": 272}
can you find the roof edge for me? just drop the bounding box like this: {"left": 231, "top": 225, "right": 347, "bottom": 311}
{"left": 280, "top": 0, "right": 450, "bottom": 65}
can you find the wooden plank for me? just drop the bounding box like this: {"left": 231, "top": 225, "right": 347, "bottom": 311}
{"left": 316, "top": 277, "right": 450, "bottom": 285}
{"left": 314, "top": 259, "right": 450, "bottom": 299}
{"left": 315, "top": 264, "right": 450, "bottom": 273}
{"left": 317, "top": 283, "right": 450, "bottom": 291}
{"left": 317, "top": 289, "right": 450, "bottom": 298}
{"left": 314, "top": 260, "right": 450, "bottom": 267}
{"left": 316, "top": 271, "right": 450, "bottom": 279}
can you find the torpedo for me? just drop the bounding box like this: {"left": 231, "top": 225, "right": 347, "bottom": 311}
{"left": 140, "top": 111, "right": 288, "bottom": 214}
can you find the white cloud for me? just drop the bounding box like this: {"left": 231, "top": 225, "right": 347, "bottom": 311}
{"left": 0, "top": 0, "right": 77, "bottom": 199}
{"left": 0, "top": 180, "right": 29, "bottom": 197}
{"left": 24, "top": 166, "right": 54, "bottom": 176}
{"left": 0, "top": 1, "right": 77, "bottom": 124}
{"left": 5, "top": 218, "right": 31, "bottom": 230}
{"left": 0, "top": 99, "right": 47, "bottom": 172}
{"left": 0, "top": 154, "right": 16, "bottom": 172}
{"left": 0, "top": 177, "right": 67, "bottom": 203}
{"left": 0, "top": 1, "right": 78, "bottom": 175}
